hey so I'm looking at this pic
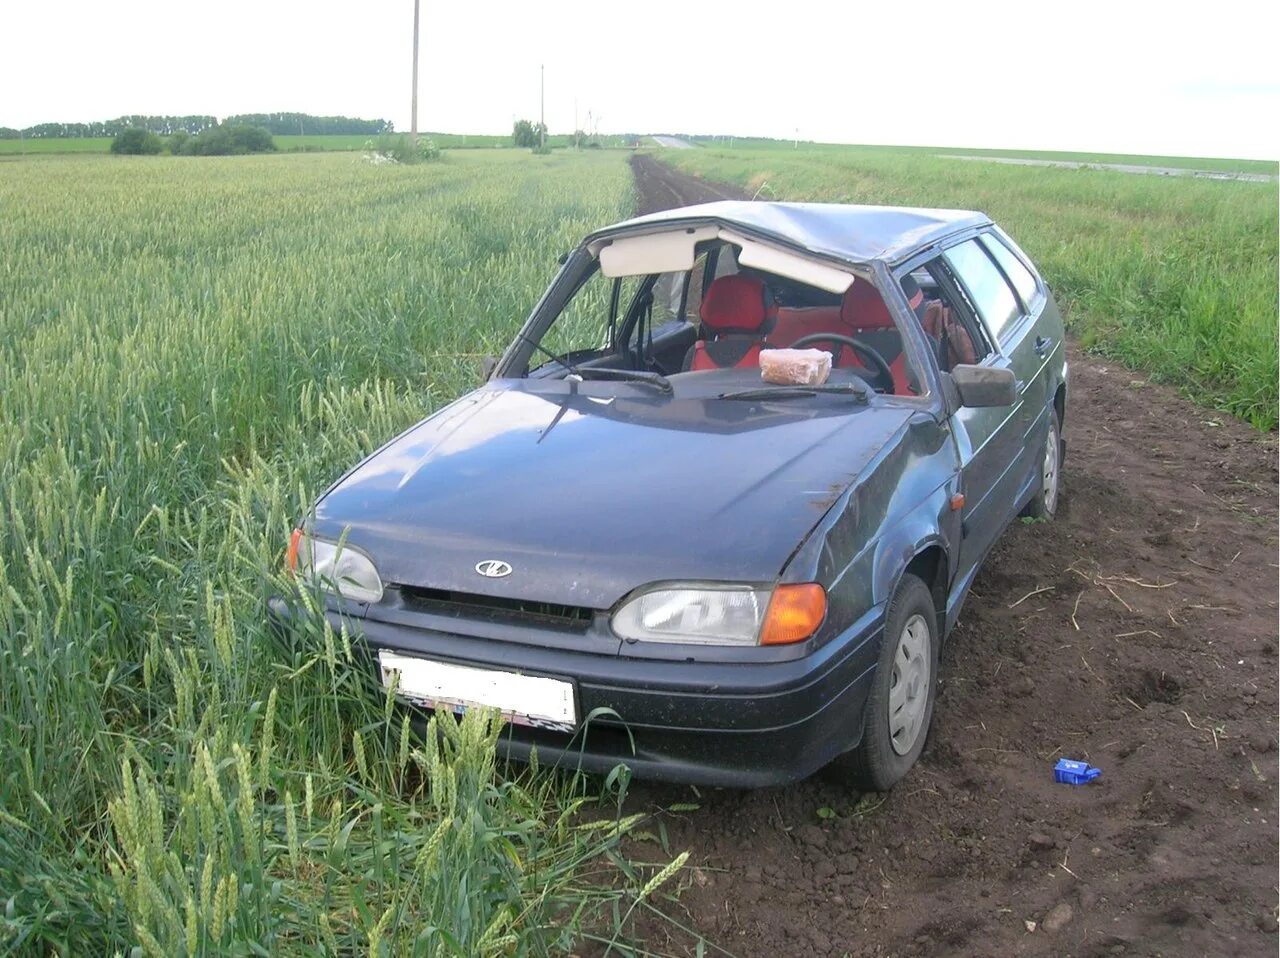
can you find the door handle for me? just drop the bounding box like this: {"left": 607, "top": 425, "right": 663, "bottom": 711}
{"left": 1035, "top": 335, "right": 1054, "bottom": 358}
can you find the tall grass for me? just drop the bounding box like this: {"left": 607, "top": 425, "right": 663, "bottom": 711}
{"left": 0, "top": 150, "right": 680, "bottom": 954}
{"left": 662, "top": 147, "right": 1279, "bottom": 429}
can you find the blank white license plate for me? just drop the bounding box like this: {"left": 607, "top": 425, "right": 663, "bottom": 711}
{"left": 378, "top": 651, "right": 577, "bottom": 732}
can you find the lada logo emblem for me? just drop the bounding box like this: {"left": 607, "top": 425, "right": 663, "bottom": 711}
{"left": 475, "top": 560, "right": 513, "bottom": 578}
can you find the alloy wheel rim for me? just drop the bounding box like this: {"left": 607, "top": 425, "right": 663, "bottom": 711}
{"left": 888, "top": 613, "right": 931, "bottom": 756}
{"left": 1043, "top": 424, "right": 1060, "bottom": 514}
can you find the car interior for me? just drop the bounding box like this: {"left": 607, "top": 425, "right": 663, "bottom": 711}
{"left": 902, "top": 265, "right": 990, "bottom": 372}
{"left": 528, "top": 237, "right": 987, "bottom": 398}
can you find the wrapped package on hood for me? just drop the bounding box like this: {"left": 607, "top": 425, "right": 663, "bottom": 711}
{"left": 759, "top": 348, "right": 832, "bottom": 386}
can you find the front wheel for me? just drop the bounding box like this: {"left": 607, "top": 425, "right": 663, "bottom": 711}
{"left": 1021, "top": 409, "right": 1062, "bottom": 519}
{"left": 837, "top": 573, "right": 939, "bottom": 791}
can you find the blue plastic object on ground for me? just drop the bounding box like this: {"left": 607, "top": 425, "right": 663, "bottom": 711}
{"left": 1054, "top": 758, "right": 1101, "bottom": 785}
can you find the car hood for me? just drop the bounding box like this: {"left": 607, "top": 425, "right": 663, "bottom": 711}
{"left": 315, "top": 382, "right": 914, "bottom": 609}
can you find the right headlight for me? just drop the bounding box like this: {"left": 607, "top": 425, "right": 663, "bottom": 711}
{"left": 611, "top": 583, "right": 826, "bottom": 646}
{"left": 287, "top": 529, "right": 384, "bottom": 604}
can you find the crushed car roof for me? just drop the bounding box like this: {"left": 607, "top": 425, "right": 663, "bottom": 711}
{"left": 590, "top": 201, "right": 991, "bottom": 265}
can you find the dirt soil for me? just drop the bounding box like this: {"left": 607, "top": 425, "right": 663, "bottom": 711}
{"left": 624, "top": 154, "right": 1280, "bottom": 957}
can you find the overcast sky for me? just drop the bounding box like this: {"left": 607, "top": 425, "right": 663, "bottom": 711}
{"left": 3, "top": 0, "right": 1277, "bottom": 159}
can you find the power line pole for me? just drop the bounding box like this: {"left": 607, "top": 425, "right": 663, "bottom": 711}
{"left": 410, "top": 0, "right": 421, "bottom": 147}
{"left": 539, "top": 64, "right": 546, "bottom": 150}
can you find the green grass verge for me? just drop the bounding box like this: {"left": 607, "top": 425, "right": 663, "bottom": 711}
{"left": 683, "top": 138, "right": 1277, "bottom": 176}
{"left": 275, "top": 133, "right": 530, "bottom": 151}
{"left": 923, "top": 146, "right": 1277, "bottom": 176}
{"left": 0, "top": 136, "right": 115, "bottom": 154}
{"left": 0, "top": 150, "right": 687, "bottom": 955}
{"left": 661, "top": 146, "right": 1279, "bottom": 429}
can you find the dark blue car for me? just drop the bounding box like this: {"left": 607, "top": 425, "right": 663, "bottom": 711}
{"left": 278, "top": 202, "right": 1068, "bottom": 790}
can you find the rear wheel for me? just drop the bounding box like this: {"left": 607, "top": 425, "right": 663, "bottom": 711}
{"left": 838, "top": 574, "right": 939, "bottom": 791}
{"left": 1021, "top": 409, "right": 1062, "bottom": 519}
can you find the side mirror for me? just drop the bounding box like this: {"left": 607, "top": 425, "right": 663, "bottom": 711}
{"left": 480, "top": 355, "right": 498, "bottom": 381}
{"left": 950, "top": 364, "right": 1017, "bottom": 407}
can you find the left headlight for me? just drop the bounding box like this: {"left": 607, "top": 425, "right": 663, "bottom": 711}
{"left": 287, "top": 529, "right": 384, "bottom": 604}
{"left": 611, "top": 583, "right": 826, "bottom": 646}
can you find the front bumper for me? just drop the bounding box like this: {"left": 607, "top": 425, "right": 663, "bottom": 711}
{"left": 268, "top": 597, "right": 884, "bottom": 788}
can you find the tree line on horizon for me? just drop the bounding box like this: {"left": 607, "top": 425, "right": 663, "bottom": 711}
{"left": 0, "top": 113, "right": 393, "bottom": 139}
{"left": 111, "top": 124, "right": 279, "bottom": 157}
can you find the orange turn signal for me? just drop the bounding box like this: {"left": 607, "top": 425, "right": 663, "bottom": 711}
{"left": 286, "top": 528, "right": 303, "bottom": 572}
{"left": 760, "top": 583, "right": 827, "bottom": 646}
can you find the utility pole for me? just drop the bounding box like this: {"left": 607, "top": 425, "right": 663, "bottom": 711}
{"left": 539, "top": 64, "right": 546, "bottom": 149}
{"left": 410, "top": 0, "right": 421, "bottom": 147}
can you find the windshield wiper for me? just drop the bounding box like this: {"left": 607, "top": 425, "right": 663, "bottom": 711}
{"left": 570, "top": 367, "right": 674, "bottom": 394}
{"left": 717, "top": 384, "right": 869, "bottom": 402}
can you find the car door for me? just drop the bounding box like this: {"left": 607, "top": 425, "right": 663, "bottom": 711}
{"left": 933, "top": 237, "right": 1035, "bottom": 572}
{"left": 978, "top": 230, "right": 1056, "bottom": 491}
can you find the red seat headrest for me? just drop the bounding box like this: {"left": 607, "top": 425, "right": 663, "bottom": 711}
{"left": 840, "top": 279, "right": 896, "bottom": 330}
{"left": 700, "top": 274, "right": 768, "bottom": 333}
{"left": 900, "top": 274, "right": 927, "bottom": 317}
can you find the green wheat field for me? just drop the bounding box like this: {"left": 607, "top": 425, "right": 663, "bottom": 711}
{"left": 0, "top": 151, "right": 688, "bottom": 956}
{"left": 0, "top": 144, "right": 1275, "bottom": 955}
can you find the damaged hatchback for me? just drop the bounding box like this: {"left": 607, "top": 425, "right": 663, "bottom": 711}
{"left": 271, "top": 201, "right": 1068, "bottom": 790}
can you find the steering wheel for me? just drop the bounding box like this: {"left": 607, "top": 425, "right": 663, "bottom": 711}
{"left": 786, "top": 333, "right": 896, "bottom": 393}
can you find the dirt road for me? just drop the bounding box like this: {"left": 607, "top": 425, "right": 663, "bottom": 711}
{"left": 625, "top": 154, "right": 1279, "bottom": 957}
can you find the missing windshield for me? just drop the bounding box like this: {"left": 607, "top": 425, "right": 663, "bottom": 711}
{"left": 515, "top": 234, "right": 922, "bottom": 400}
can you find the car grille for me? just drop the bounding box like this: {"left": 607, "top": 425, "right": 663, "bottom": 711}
{"left": 397, "top": 586, "right": 595, "bottom": 632}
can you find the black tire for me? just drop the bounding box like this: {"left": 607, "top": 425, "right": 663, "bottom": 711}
{"left": 838, "top": 573, "right": 939, "bottom": 791}
{"left": 1021, "top": 408, "right": 1062, "bottom": 520}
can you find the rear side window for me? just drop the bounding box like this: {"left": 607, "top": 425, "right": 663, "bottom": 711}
{"left": 980, "top": 235, "right": 1040, "bottom": 309}
{"left": 942, "top": 240, "right": 1020, "bottom": 342}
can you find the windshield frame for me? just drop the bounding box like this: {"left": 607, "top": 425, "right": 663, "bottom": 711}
{"left": 494, "top": 246, "right": 598, "bottom": 377}
{"left": 493, "top": 225, "right": 941, "bottom": 410}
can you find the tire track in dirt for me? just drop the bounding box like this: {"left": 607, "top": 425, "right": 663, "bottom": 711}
{"left": 624, "top": 152, "right": 1279, "bottom": 957}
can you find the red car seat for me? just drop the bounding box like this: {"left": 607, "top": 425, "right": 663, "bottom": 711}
{"left": 768, "top": 305, "right": 847, "bottom": 350}
{"left": 840, "top": 279, "right": 914, "bottom": 394}
{"left": 901, "top": 273, "right": 943, "bottom": 371}
{"left": 906, "top": 273, "right": 979, "bottom": 370}
{"left": 686, "top": 274, "right": 772, "bottom": 371}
